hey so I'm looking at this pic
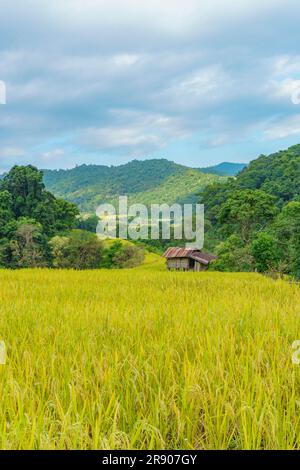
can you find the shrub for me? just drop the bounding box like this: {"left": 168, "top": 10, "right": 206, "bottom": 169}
{"left": 49, "top": 230, "right": 103, "bottom": 269}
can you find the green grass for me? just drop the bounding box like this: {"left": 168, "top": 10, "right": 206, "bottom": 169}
{"left": 0, "top": 268, "right": 299, "bottom": 449}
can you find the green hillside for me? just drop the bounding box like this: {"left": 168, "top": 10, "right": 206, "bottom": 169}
{"left": 201, "top": 144, "right": 300, "bottom": 278}
{"left": 128, "top": 170, "right": 224, "bottom": 206}
{"left": 200, "top": 162, "right": 247, "bottom": 176}
{"left": 236, "top": 145, "right": 300, "bottom": 203}
{"left": 43, "top": 159, "right": 225, "bottom": 211}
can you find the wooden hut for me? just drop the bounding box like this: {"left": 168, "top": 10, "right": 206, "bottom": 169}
{"left": 163, "top": 247, "right": 217, "bottom": 272}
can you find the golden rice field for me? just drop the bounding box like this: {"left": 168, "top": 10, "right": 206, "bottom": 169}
{"left": 0, "top": 263, "right": 300, "bottom": 450}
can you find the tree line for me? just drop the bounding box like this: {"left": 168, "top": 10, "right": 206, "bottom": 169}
{"left": 201, "top": 144, "right": 300, "bottom": 278}
{"left": 0, "top": 165, "right": 144, "bottom": 269}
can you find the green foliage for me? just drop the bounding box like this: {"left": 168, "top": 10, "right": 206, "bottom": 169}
{"left": 43, "top": 159, "right": 225, "bottom": 211}
{"left": 101, "top": 240, "right": 123, "bottom": 268}
{"left": 200, "top": 180, "right": 236, "bottom": 225}
{"left": 49, "top": 230, "right": 103, "bottom": 270}
{"left": 201, "top": 144, "right": 300, "bottom": 278}
{"left": 0, "top": 165, "right": 79, "bottom": 268}
{"left": 251, "top": 233, "right": 279, "bottom": 273}
{"left": 218, "top": 189, "right": 278, "bottom": 242}
{"left": 76, "top": 213, "right": 99, "bottom": 233}
{"left": 270, "top": 202, "right": 300, "bottom": 277}
{"left": 0, "top": 238, "right": 12, "bottom": 268}
{"left": 10, "top": 218, "right": 48, "bottom": 268}
{"left": 101, "top": 241, "right": 145, "bottom": 269}
{"left": 112, "top": 244, "right": 145, "bottom": 269}
{"left": 0, "top": 165, "right": 79, "bottom": 237}
{"left": 212, "top": 235, "right": 253, "bottom": 272}
{"left": 49, "top": 234, "right": 145, "bottom": 271}
{"left": 127, "top": 170, "right": 224, "bottom": 207}
{"left": 236, "top": 144, "right": 300, "bottom": 203}
{"left": 1, "top": 165, "right": 45, "bottom": 218}
{"left": 0, "top": 190, "right": 13, "bottom": 236}
{"left": 48, "top": 236, "right": 70, "bottom": 268}
{"left": 200, "top": 162, "right": 247, "bottom": 176}
{"left": 50, "top": 198, "right": 79, "bottom": 235}
{"left": 0, "top": 164, "right": 148, "bottom": 270}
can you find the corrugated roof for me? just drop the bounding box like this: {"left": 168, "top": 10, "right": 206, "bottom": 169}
{"left": 190, "top": 252, "right": 217, "bottom": 265}
{"left": 163, "top": 247, "right": 195, "bottom": 258}
{"left": 163, "top": 247, "right": 217, "bottom": 265}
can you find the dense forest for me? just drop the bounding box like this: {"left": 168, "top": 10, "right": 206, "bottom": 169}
{"left": 201, "top": 144, "right": 300, "bottom": 278}
{"left": 0, "top": 166, "right": 144, "bottom": 269}
{"left": 199, "top": 162, "right": 247, "bottom": 176}
{"left": 71, "top": 146, "right": 300, "bottom": 280}
{"left": 1, "top": 145, "right": 299, "bottom": 277}
{"left": 43, "top": 159, "right": 226, "bottom": 211}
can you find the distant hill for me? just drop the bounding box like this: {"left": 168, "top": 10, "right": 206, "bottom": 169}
{"left": 43, "top": 159, "right": 225, "bottom": 211}
{"left": 200, "top": 143, "right": 300, "bottom": 275}
{"left": 202, "top": 144, "right": 300, "bottom": 217}
{"left": 234, "top": 145, "right": 300, "bottom": 203}
{"left": 199, "top": 162, "right": 247, "bottom": 176}
{"left": 124, "top": 170, "right": 224, "bottom": 206}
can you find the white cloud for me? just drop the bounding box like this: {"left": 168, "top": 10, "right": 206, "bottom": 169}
{"left": 265, "top": 78, "right": 300, "bottom": 106}
{"left": 50, "top": 0, "right": 287, "bottom": 38}
{"left": 270, "top": 55, "right": 300, "bottom": 77}
{"left": 1, "top": 0, "right": 300, "bottom": 166}
{"left": 264, "top": 114, "right": 300, "bottom": 140}
{"left": 113, "top": 54, "right": 139, "bottom": 67}
{"left": 80, "top": 110, "right": 190, "bottom": 155}
{"left": 40, "top": 149, "right": 65, "bottom": 162}
{"left": 157, "top": 65, "right": 234, "bottom": 112}
{"left": 0, "top": 147, "right": 24, "bottom": 159}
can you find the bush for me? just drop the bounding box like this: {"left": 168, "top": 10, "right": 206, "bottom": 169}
{"left": 112, "top": 244, "right": 145, "bottom": 268}
{"left": 49, "top": 230, "right": 103, "bottom": 269}
{"left": 251, "top": 233, "right": 279, "bottom": 273}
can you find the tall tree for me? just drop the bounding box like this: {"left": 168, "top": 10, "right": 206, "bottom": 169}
{"left": 0, "top": 165, "right": 79, "bottom": 236}
{"left": 218, "top": 189, "right": 278, "bottom": 243}
{"left": 10, "top": 219, "right": 47, "bottom": 268}
{"left": 1, "top": 165, "right": 45, "bottom": 218}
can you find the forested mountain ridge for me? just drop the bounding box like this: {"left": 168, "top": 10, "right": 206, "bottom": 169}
{"left": 43, "top": 159, "right": 225, "bottom": 211}
{"left": 236, "top": 144, "right": 300, "bottom": 203}
{"left": 200, "top": 162, "right": 247, "bottom": 176}
{"left": 1, "top": 145, "right": 299, "bottom": 276}
{"left": 201, "top": 144, "right": 300, "bottom": 278}
{"left": 0, "top": 165, "right": 146, "bottom": 269}
{"left": 43, "top": 159, "right": 186, "bottom": 196}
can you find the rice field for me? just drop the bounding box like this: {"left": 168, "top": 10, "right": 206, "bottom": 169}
{"left": 0, "top": 266, "right": 299, "bottom": 449}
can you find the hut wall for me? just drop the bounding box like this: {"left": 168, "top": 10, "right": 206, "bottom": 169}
{"left": 194, "top": 261, "right": 208, "bottom": 272}
{"left": 167, "top": 258, "right": 190, "bottom": 270}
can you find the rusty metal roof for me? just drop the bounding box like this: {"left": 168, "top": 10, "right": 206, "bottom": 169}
{"left": 163, "top": 247, "right": 217, "bottom": 265}
{"left": 190, "top": 252, "right": 217, "bottom": 265}
{"left": 163, "top": 247, "right": 195, "bottom": 258}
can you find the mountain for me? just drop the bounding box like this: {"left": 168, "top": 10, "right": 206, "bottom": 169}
{"left": 199, "top": 162, "right": 247, "bottom": 176}
{"left": 234, "top": 145, "right": 300, "bottom": 203}
{"left": 43, "top": 159, "right": 225, "bottom": 211}
{"left": 122, "top": 170, "right": 224, "bottom": 206}
{"left": 202, "top": 144, "right": 300, "bottom": 219}
{"left": 200, "top": 144, "right": 300, "bottom": 276}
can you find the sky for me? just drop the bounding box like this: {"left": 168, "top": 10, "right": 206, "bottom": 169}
{"left": 1, "top": 0, "right": 300, "bottom": 172}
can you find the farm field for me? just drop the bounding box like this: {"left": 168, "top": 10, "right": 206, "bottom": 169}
{"left": 0, "top": 267, "right": 299, "bottom": 449}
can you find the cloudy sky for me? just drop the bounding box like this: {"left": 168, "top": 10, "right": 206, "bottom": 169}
{"left": 1, "top": 0, "right": 300, "bottom": 171}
